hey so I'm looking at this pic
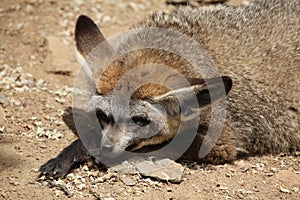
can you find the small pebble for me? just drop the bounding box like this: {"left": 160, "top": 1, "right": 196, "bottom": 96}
{"left": 0, "top": 106, "right": 5, "bottom": 126}
{"left": 279, "top": 186, "right": 291, "bottom": 193}
{"left": 76, "top": 183, "right": 86, "bottom": 190}
{"left": 292, "top": 187, "right": 299, "bottom": 193}
{"left": 120, "top": 175, "right": 136, "bottom": 186}
{"left": 102, "top": 172, "right": 117, "bottom": 181}
{"left": 0, "top": 94, "right": 10, "bottom": 107}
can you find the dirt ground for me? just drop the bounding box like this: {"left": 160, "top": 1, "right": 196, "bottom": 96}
{"left": 0, "top": 0, "right": 299, "bottom": 199}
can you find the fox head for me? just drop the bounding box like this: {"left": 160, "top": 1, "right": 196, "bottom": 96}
{"left": 74, "top": 15, "right": 232, "bottom": 160}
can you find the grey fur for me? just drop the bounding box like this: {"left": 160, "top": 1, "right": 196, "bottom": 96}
{"left": 127, "top": 0, "right": 300, "bottom": 159}
{"left": 83, "top": 0, "right": 300, "bottom": 163}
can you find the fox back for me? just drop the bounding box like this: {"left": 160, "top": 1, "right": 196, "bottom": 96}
{"left": 75, "top": 0, "right": 300, "bottom": 164}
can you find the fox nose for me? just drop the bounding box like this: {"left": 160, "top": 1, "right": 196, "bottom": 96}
{"left": 101, "top": 143, "right": 114, "bottom": 155}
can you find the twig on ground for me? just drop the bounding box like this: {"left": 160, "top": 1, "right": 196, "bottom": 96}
{"left": 46, "top": 180, "right": 73, "bottom": 198}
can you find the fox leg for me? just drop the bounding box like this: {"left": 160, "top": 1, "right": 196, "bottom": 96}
{"left": 39, "top": 139, "right": 91, "bottom": 178}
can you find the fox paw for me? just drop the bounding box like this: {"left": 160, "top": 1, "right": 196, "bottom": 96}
{"left": 39, "top": 158, "right": 71, "bottom": 179}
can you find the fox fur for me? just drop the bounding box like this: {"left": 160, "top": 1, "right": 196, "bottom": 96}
{"left": 40, "top": 0, "right": 300, "bottom": 178}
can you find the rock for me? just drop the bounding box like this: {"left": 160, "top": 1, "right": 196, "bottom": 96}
{"left": 110, "top": 161, "right": 139, "bottom": 175}
{"left": 110, "top": 158, "right": 184, "bottom": 183}
{"left": 136, "top": 158, "right": 184, "bottom": 183}
{"left": 76, "top": 183, "right": 86, "bottom": 190}
{"left": 0, "top": 106, "right": 5, "bottom": 128}
{"left": 0, "top": 94, "right": 10, "bottom": 108}
{"left": 66, "top": 173, "right": 75, "bottom": 181}
{"left": 279, "top": 186, "right": 291, "bottom": 194}
{"left": 120, "top": 175, "right": 136, "bottom": 186}
{"left": 292, "top": 187, "right": 299, "bottom": 193}
{"left": 102, "top": 172, "right": 117, "bottom": 181}
{"left": 95, "top": 177, "right": 104, "bottom": 183}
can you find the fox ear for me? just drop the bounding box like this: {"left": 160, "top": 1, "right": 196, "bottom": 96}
{"left": 151, "top": 76, "right": 232, "bottom": 119}
{"left": 75, "top": 15, "right": 106, "bottom": 57}
{"left": 75, "top": 15, "right": 115, "bottom": 85}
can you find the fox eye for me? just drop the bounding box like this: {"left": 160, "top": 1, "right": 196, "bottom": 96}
{"left": 131, "top": 115, "right": 151, "bottom": 127}
{"left": 96, "top": 108, "right": 109, "bottom": 125}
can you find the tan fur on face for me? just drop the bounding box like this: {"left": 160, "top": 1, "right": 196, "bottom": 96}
{"left": 96, "top": 49, "right": 205, "bottom": 98}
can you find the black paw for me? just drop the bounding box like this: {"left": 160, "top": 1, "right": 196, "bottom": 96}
{"left": 39, "top": 158, "right": 71, "bottom": 179}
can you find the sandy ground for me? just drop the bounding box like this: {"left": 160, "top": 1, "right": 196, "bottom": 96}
{"left": 0, "top": 0, "right": 299, "bottom": 199}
